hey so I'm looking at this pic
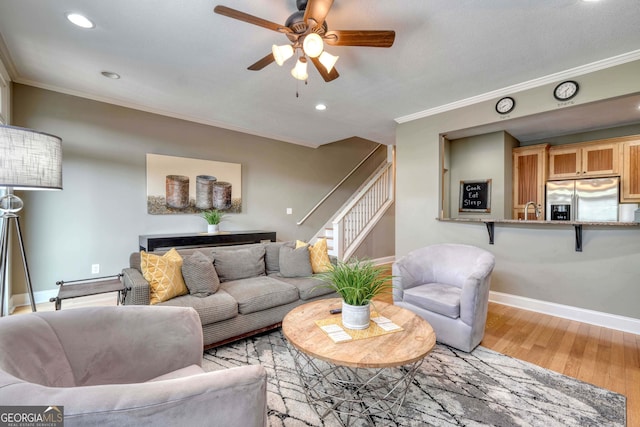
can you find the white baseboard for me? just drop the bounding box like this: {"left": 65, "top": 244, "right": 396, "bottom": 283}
{"left": 9, "top": 289, "right": 58, "bottom": 313}
{"left": 373, "top": 256, "right": 396, "bottom": 266}
{"left": 489, "top": 291, "right": 640, "bottom": 335}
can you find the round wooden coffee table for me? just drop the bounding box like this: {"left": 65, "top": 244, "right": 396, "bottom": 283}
{"left": 282, "top": 298, "right": 436, "bottom": 426}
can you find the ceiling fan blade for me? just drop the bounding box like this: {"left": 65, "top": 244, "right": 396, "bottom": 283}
{"left": 303, "top": 0, "right": 334, "bottom": 29}
{"left": 310, "top": 56, "right": 339, "bottom": 82}
{"left": 247, "top": 53, "right": 275, "bottom": 71}
{"left": 214, "top": 5, "right": 291, "bottom": 34}
{"left": 324, "top": 30, "right": 396, "bottom": 47}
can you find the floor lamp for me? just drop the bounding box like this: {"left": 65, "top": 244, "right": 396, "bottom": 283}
{"left": 0, "top": 124, "right": 62, "bottom": 316}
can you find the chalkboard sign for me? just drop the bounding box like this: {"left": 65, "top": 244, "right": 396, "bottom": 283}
{"left": 459, "top": 179, "right": 491, "bottom": 213}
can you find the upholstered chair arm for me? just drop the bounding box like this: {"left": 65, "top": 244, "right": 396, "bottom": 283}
{"left": 0, "top": 365, "right": 268, "bottom": 427}
{"left": 459, "top": 256, "right": 495, "bottom": 326}
{"left": 47, "top": 306, "right": 203, "bottom": 385}
{"left": 391, "top": 263, "right": 406, "bottom": 302}
{"left": 122, "top": 267, "right": 151, "bottom": 305}
{"left": 392, "top": 258, "right": 429, "bottom": 301}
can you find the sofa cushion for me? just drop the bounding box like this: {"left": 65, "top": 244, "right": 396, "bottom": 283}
{"left": 220, "top": 276, "right": 299, "bottom": 315}
{"left": 182, "top": 251, "right": 220, "bottom": 296}
{"left": 270, "top": 275, "right": 336, "bottom": 300}
{"left": 296, "top": 238, "right": 332, "bottom": 273}
{"left": 140, "top": 248, "right": 189, "bottom": 304}
{"left": 158, "top": 290, "right": 238, "bottom": 325}
{"left": 403, "top": 283, "right": 461, "bottom": 319}
{"left": 212, "top": 245, "right": 266, "bottom": 282}
{"left": 279, "top": 246, "right": 313, "bottom": 278}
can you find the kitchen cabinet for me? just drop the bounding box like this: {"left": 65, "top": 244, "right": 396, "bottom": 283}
{"left": 548, "top": 141, "right": 619, "bottom": 180}
{"left": 621, "top": 137, "right": 640, "bottom": 202}
{"left": 512, "top": 144, "right": 548, "bottom": 220}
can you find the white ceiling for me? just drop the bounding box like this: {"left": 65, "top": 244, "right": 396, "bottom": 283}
{"left": 0, "top": 0, "right": 639, "bottom": 147}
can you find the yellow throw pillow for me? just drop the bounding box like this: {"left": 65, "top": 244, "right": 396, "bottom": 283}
{"left": 140, "top": 248, "right": 189, "bottom": 304}
{"left": 296, "top": 238, "right": 332, "bottom": 273}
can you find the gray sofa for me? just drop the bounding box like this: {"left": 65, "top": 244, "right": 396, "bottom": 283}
{"left": 0, "top": 305, "right": 267, "bottom": 426}
{"left": 122, "top": 241, "right": 337, "bottom": 348}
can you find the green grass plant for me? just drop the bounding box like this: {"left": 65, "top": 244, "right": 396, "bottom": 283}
{"left": 202, "top": 209, "right": 225, "bottom": 225}
{"left": 316, "top": 258, "right": 391, "bottom": 306}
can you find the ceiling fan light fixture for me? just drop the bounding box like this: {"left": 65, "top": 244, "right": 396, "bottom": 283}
{"left": 291, "top": 57, "right": 308, "bottom": 81}
{"left": 318, "top": 51, "right": 339, "bottom": 73}
{"left": 302, "top": 33, "right": 324, "bottom": 58}
{"left": 272, "top": 44, "right": 294, "bottom": 66}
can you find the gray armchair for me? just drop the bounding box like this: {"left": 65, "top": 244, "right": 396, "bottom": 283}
{"left": 0, "top": 306, "right": 267, "bottom": 426}
{"left": 392, "top": 244, "right": 495, "bottom": 352}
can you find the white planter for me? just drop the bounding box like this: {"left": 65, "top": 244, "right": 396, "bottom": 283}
{"left": 341, "top": 301, "right": 371, "bottom": 330}
{"left": 207, "top": 224, "right": 219, "bottom": 234}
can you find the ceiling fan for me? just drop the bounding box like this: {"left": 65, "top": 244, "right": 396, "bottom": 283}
{"left": 214, "top": 0, "right": 395, "bottom": 82}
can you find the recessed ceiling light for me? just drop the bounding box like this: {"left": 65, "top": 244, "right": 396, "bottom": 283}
{"left": 66, "top": 13, "right": 95, "bottom": 29}
{"left": 315, "top": 104, "right": 327, "bottom": 111}
{"left": 101, "top": 71, "right": 120, "bottom": 79}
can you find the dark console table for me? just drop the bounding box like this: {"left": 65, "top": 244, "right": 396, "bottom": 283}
{"left": 139, "top": 230, "right": 277, "bottom": 252}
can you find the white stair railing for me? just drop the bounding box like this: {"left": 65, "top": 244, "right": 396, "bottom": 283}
{"left": 296, "top": 145, "right": 381, "bottom": 226}
{"left": 331, "top": 161, "right": 394, "bottom": 261}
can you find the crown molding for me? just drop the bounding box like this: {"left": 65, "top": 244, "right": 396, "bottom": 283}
{"left": 395, "top": 49, "right": 640, "bottom": 124}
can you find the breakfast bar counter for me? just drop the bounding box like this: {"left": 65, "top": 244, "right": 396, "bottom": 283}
{"left": 437, "top": 218, "right": 640, "bottom": 252}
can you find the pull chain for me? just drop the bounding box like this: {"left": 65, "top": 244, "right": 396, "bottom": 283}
{"left": 295, "top": 79, "right": 308, "bottom": 98}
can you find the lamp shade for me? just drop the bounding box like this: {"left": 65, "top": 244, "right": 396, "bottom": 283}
{"left": 302, "top": 33, "right": 324, "bottom": 58}
{"left": 291, "top": 57, "right": 309, "bottom": 81}
{"left": 272, "top": 44, "right": 294, "bottom": 66}
{"left": 0, "top": 124, "right": 63, "bottom": 190}
{"left": 318, "top": 51, "right": 339, "bottom": 73}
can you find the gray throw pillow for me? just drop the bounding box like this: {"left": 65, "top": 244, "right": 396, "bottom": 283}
{"left": 181, "top": 251, "right": 220, "bottom": 296}
{"left": 264, "top": 241, "right": 295, "bottom": 274}
{"left": 212, "top": 245, "right": 266, "bottom": 282}
{"left": 279, "top": 246, "right": 313, "bottom": 278}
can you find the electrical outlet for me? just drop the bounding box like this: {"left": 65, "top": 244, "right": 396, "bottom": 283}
{"left": 91, "top": 264, "right": 100, "bottom": 274}
{"left": 286, "top": 208, "right": 293, "bottom": 215}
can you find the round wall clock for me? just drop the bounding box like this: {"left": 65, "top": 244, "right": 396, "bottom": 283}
{"left": 553, "top": 80, "right": 579, "bottom": 101}
{"left": 495, "top": 96, "right": 515, "bottom": 114}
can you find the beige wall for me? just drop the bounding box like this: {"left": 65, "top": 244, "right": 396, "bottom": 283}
{"left": 10, "top": 84, "right": 393, "bottom": 297}
{"left": 448, "top": 131, "right": 518, "bottom": 219}
{"left": 396, "top": 60, "right": 640, "bottom": 320}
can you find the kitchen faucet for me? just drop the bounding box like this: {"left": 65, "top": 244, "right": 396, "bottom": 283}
{"left": 524, "top": 201, "right": 541, "bottom": 221}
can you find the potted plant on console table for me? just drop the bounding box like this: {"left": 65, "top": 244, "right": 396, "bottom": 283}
{"left": 317, "top": 259, "right": 391, "bottom": 330}
{"left": 202, "top": 209, "right": 225, "bottom": 233}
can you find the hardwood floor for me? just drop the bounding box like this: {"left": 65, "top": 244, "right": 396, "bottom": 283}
{"left": 482, "top": 302, "right": 639, "bottom": 426}
{"left": 13, "top": 295, "right": 640, "bottom": 425}
{"left": 375, "top": 292, "right": 638, "bottom": 425}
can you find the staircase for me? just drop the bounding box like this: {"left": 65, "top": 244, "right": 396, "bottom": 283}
{"left": 314, "top": 159, "right": 394, "bottom": 261}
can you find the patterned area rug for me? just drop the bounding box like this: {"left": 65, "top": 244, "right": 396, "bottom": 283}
{"left": 203, "top": 330, "right": 626, "bottom": 426}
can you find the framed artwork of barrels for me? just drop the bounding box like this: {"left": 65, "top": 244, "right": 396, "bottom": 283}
{"left": 146, "top": 153, "right": 242, "bottom": 214}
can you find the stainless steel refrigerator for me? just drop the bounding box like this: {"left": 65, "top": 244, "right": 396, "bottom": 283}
{"left": 546, "top": 177, "right": 619, "bottom": 222}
